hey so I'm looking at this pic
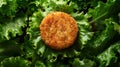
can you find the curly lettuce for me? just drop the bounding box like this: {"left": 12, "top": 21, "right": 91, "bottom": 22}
{"left": 0, "top": 0, "right": 120, "bottom": 67}
{"left": 0, "top": 57, "right": 30, "bottom": 67}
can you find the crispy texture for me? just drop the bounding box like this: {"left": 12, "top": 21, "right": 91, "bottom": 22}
{"left": 40, "top": 12, "right": 78, "bottom": 50}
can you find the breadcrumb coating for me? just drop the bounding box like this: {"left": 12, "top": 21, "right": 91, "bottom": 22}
{"left": 40, "top": 12, "right": 78, "bottom": 50}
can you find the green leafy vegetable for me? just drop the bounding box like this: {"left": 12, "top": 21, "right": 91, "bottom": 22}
{"left": 0, "top": 0, "right": 18, "bottom": 17}
{"left": 88, "top": 0, "right": 120, "bottom": 23}
{"left": 83, "top": 18, "right": 117, "bottom": 55}
{"left": 0, "top": 0, "right": 120, "bottom": 67}
{"left": 35, "top": 61, "right": 46, "bottom": 67}
{"left": 74, "top": 12, "right": 93, "bottom": 48}
{"left": 0, "top": 57, "right": 30, "bottom": 67}
{"left": 0, "top": 40, "right": 21, "bottom": 56}
{"left": 72, "top": 58, "right": 96, "bottom": 67}
{"left": 0, "top": 17, "right": 26, "bottom": 43}
{"left": 97, "top": 41, "right": 120, "bottom": 67}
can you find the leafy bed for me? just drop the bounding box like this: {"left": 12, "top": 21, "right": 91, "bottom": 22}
{"left": 0, "top": 0, "right": 120, "bottom": 67}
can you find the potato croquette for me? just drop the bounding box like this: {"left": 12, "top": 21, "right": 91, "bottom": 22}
{"left": 40, "top": 12, "right": 78, "bottom": 50}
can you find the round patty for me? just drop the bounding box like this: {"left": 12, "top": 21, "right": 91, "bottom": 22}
{"left": 40, "top": 12, "right": 78, "bottom": 50}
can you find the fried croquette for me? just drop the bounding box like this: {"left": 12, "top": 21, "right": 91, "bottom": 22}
{"left": 40, "top": 12, "right": 78, "bottom": 50}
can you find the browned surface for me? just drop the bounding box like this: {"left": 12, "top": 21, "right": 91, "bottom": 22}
{"left": 40, "top": 12, "right": 78, "bottom": 50}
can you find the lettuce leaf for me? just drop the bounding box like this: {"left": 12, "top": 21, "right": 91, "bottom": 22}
{"left": 0, "top": 40, "right": 21, "bottom": 56}
{"left": 35, "top": 61, "right": 46, "bottom": 67}
{"left": 0, "top": 57, "right": 30, "bottom": 67}
{"left": 72, "top": 58, "right": 96, "bottom": 67}
{"left": 0, "top": 0, "right": 6, "bottom": 7}
{"left": 0, "top": 0, "right": 18, "bottom": 19}
{"left": 0, "top": 0, "right": 120, "bottom": 67}
{"left": 0, "top": 17, "right": 26, "bottom": 43}
{"left": 97, "top": 41, "right": 120, "bottom": 67}
{"left": 88, "top": 0, "right": 120, "bottom": 22}
{"left": 72, "top": 12, "right": 93, "bottom": 48}
{"left": 113, "top": 13, "right": 120, "bottom": 34}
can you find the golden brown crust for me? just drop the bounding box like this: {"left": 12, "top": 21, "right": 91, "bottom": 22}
{"left": 40, "top": 12, "right": 78, "bottom": 50}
